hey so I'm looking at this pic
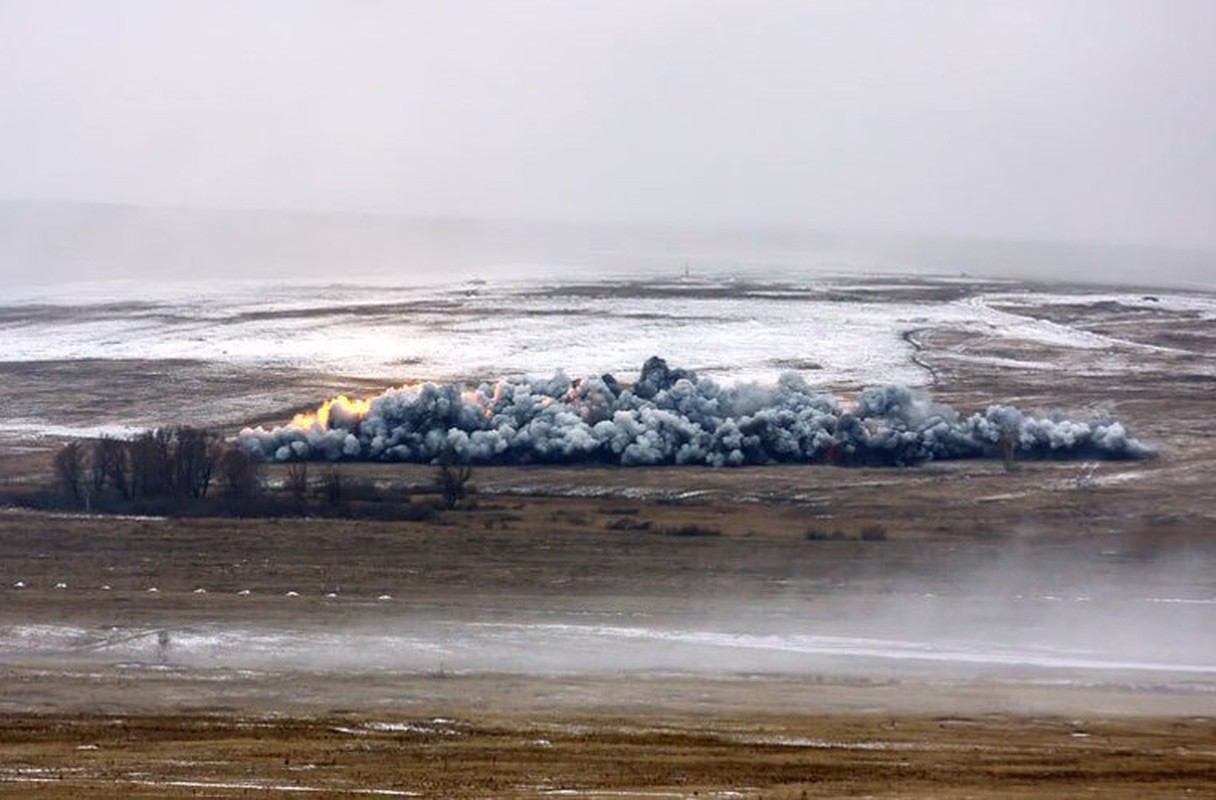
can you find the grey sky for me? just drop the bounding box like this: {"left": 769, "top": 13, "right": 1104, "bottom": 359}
{"left": 2, "top": 0, "right": 1215, "bottom": 249}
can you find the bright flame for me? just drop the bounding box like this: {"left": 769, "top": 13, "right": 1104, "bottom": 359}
{"left": 286, "top": 380, "right": 513, "bottom": 431}
{"left": 290, "top": 395, "right": 374, "bottom": 431}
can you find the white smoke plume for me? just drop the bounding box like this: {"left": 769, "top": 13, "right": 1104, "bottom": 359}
{"left": 239, "top": 357, "right": 1155, "bottom": 467}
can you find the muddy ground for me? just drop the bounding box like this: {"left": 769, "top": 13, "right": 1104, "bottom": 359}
{"left": 1, "top": 284, "right": 1215, "bottom": 797}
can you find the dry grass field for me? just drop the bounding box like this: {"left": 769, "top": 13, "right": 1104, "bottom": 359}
{"left": 3, "top": 711, "right": 1214, "bottom": 798}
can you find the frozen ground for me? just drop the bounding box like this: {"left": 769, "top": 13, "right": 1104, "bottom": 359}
{"left": 4, "top": 274, "right": 1214, "bottom": 388}
{"left": 2, "top": 273, "right": 1214, "bottom": 440}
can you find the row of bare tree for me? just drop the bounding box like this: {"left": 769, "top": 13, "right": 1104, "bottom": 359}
{"left": 51, "top": 431, "right": 474, "bottom": 516}
{"left": 53, "top": 427, "right": 260, "bottom": 507}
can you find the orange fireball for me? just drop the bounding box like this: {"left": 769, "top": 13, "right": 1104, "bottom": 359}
{"left": 289, "top": 394, "right": 374, "bottom": 431}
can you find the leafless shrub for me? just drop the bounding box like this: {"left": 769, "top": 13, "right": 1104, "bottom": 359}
{"left": 660, "top": 523, "right": 721, "bottom": 537}
{"left": 860, "top": 524, "right": 889, "bottom": 542}
{"left": 607, "top": 518, "right": 652, "bottom": 531}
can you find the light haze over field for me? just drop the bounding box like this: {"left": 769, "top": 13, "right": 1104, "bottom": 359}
{"left": 1, "top": 0, "right": 1214, "bottom": 286}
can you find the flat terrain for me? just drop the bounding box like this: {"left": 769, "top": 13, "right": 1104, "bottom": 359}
{"left": 1, "top": 279, "right": 1215, "bottom": 797}
{"left": 3, "top": 711, "right": 1214, "bottom": 799}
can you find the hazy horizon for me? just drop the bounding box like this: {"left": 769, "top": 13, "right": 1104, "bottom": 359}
{"left": 3, "top": 1, "right": 1215, "bottom": 287}
{"left": 2, "top": 199, "right": 1213, "bottom": 291}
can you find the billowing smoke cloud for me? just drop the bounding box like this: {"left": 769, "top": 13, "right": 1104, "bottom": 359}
{"left": 239, "top": 358, "right": 1155, "bottom": 467}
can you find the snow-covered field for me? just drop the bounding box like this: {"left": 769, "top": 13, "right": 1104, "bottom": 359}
{"left": 3, "top": 274, "right": 1212, "bottom": 398}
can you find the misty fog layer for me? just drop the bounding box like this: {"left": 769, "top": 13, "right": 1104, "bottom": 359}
{"left": 240, "top": 357, "right": 1153, "bottom": 466}
{"left": 3, "top": 1, "right": 1216, "bottom": 289}
{"left": 10, "top": 561, "right": 1216, "bottom": 680}
{"left": 5, "top": 203, "right": 1216, "bottom": 288}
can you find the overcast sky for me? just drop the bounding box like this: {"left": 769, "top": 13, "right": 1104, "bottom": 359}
{"left": 3, "top": 0, "right": 1215, "bottom": 250}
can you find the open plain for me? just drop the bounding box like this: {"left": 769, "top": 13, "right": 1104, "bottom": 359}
{"left": 1, "top": 276, "right": 1215, "bottom": 797}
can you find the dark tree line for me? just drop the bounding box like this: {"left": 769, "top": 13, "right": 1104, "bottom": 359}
{"left": 53, "top": 427, "right": 260, "bottom": 508}
{"left": 48, "top": 430, "right": 472, "bottom": 518}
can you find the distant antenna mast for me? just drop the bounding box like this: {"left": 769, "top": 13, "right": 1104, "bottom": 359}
{"left": 683, "top": 261, "right": 690, "bottom": 279}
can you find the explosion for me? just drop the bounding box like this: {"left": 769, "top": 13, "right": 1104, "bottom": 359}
{"left": 241, "top": 357, "right": 1156, "bottom": 467}
{"left": 290, "top": 395, "right": 374, "bottom": 431}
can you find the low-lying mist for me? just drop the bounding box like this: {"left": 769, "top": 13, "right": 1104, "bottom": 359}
{"left": 9, "top": 543, "right": 1214, "bottom": 688}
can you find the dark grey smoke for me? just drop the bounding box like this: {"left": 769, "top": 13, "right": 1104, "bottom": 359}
{"left": 239, "top": 358, "right": 1154, "bottom": 467}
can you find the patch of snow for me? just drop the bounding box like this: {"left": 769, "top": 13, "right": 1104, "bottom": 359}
{"left": 126, "top": 778, "right": 419, "bottom": 796}
{"left": 0, "top": 421, "right": 145, "bottom": 440}
{"left": 335, "top": 721, "right": 461, "bottom": 736}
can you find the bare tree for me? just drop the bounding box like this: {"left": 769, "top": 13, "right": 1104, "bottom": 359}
{"left": 219, "top": 446, "right": 261, "bottom": 501}
{"left": 130, "top": 428, "right": 174, "bottom": 498}
{"left": 92, "top": 436, "right": 132, "bottom": 500}
{"left": 171, "top": 426, "right": 219, "bottom": 499}
{"left": 52, "top": 441, "right": 86, "bottom": 502}
{"left": 321, "top": 465, "right": 343, "bottom": 509}
{"left": 436, "top": 447, "right": 473, "bottom": 510}
{"left": 286, "top": 461, "right": 309, "bottom": 513}
{"left": 89, "top": 439, "right": 107, "bottom": 495}
{"left": 217, "top": 445, "right": 261, "bottom": 515}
